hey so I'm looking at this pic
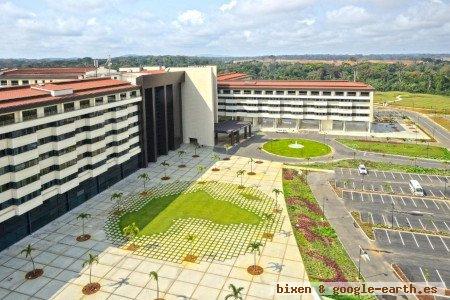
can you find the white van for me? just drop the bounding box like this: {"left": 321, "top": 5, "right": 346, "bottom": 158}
{"left": 409, "top": 180, "right": 424, "bottom": 196}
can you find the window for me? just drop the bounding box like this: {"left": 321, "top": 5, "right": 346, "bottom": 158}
{"left": 299, "top": 91, "right": 307, "bottom": 95}
{"left": 80, "top": 100, "right": 90, "bottom": 109}
{"left": 287, "top": 91, "right": 296, "bottom": 95}
{"left": 44, "top": 105, "right": 57, "bottom": 116}
{"left": 0, "top": 80, "right": 6, "bottom": 85}
{"left": 254, "top": 90, "right": 262, "bottom": 95}
{"left": 130, "top": 90, "right": 137, "bottom": 97}
{"left": 335, "top": 91, "right": 344, "bottom": 96}
{"left": 120, "top": 93, "right": 127, "bottom": 100}
{"left": 276, "top": 91, "right": 284, "bottom": 95}
{"left": 22, "top": 109, "right": 37, "bottom": 121}
{"left": 222, "top": 89, "right": 231, "bottom": 94}
{"left": 64, "top": 102, "right": 75, "bottom": 112}
{"left": 311, "top": 91, "right": 320, "bottom": 95}
{"left": 107, "top": 95, "right": 116, "bottom": 102}
{"left": 11, "top": 80, "right": 19, "bottom": 86}
{"left": 265, "top": 90, "right": 273, "bottom": 95}
{"left": 360, "top": 92, "right": 370, "bottom": 96}
{"left": 22, "top": 80, "right": 29, "bottom": 85}
{"left": 0, "top": 113, "right": 15, "bottom": 125}
{"left": 95, "top": 97, "right": 103, "bottom": 105}
{"left": 323, "top": 91, "right": 331, "bottom": 96}
{"left": 347, "top": 92, "right": 357, "bottom": 96}
{"left": 243, "top": 90, "right": 251, "bottom": 94}
{"left": 233, "top": 90, "right": 241, "bottom": 94}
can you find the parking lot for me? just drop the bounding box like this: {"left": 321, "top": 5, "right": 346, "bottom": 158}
{"left": 336, "top": 168, "right": 449, "bottom": 186}
{"left": 397, "top": 263, "right": 450, "bottom": 290}
{"left": 374, "top": 229, "right": 449, "bottom": 256}
{"left": 336, "top": 178, "right": 449, "bottom": 198}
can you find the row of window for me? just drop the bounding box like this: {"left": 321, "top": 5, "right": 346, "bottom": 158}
{"left": 0, "top": 142, "right": 140, "bottom": 209}
{"left": 218, "top": 109, "right": 369, "bottom": 117}
{"left": 0, "top": 103, "right": 136, "bottom": 139}
{"left": 220, "top": 89, "right": 370, "bottom": 97}
{"left": 0, "top": 133, "right": 139, "bottom": 194}
{"left": 218, "top": 96, "right": 371, "bottom": 103}
{"left": 218, "top": 102, "right": 369, "bottom": 110}
{"left": 0, "top": 90, "right": 139, "bottom": 126}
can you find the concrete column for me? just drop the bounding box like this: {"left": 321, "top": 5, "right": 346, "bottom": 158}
{"left": 244, "top": 127, "right": 248, "bottom": 139}
{"left": 343, "top": 121, "right": 347, "bottom": 132}
{"left": 248, "top": 125, "right": 252, "bottom": 137}
{"left": 229, "top": 133, "right": 234, "bottom": 145}
{"left": 235, "top": 131, "right": 240, "bottom": 143}
{"left": 367, "top": 122, "right": 372, "bottom": 133}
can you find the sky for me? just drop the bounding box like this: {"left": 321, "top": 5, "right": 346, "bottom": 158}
{"left": 0, "top": 0, "right": 449, "bottom": 58}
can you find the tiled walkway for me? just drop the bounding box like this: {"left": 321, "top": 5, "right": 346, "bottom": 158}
{"left": 0, "top": 145, "right": 311, "bottom": 300}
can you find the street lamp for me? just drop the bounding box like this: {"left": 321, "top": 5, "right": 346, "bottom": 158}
{"left": 358, "top": 245, "right": 370, "bottom": 280}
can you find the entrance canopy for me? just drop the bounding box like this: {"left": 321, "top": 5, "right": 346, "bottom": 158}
{"left": 214, "top": 120, "right": 252, "bottom": 145}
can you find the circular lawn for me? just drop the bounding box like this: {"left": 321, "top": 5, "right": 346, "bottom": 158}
{"left": 262, "top": 138, "right": 332, "bottom": 159}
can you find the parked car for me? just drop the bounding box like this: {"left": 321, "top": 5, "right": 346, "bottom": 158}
{"left": 358, "top": 164, "right": 368, "bottom": 175}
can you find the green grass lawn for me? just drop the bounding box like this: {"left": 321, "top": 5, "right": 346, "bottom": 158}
{"left": 337, "top": 139, "right": 450, "bottom": 161}
{"left": 119, "top": 190, "right": 262, "bottom": 235}
{"left": 296, "top": 159, "right": 450, "bottom": 176}
{"left": 263, "top": 138, "right": 332, "bottom": 159}
{"left": 375, "top": 91, "right": 450, "bottom": 114}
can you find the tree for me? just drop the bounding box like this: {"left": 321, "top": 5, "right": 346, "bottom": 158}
{"left": 236, "top": 169, "right": 245, "bottom": 188}
{"left": 178, "top": 150, "right": 186, "bottom": 167}
{"left": 77, "top": 213, "right": 91, "bottom": 241}
{"left": 111, "top": 192, "right": 124, "bottom": 212}
{"left": 272, "top": 188, "right": 282, "bottom": 201}
{"left": 138, "top": 173, "right": 150, "bottom": 188}
{"left": 246, "top": 241, "right": 264, "bottom": 275}
{"left": 224, "top": 143, "right": 232, "bottom": 160}
{"left": 82, "top": 253, "right": 99, "bottom": 284}
{"left": 197, "top": 165, "right": 206, "bottom": 174}
{"left": 225, "top": 284, "right": 244, "bottom": 300}
{"left": 149, "top": 271, "right": 162, "bottom": 300}
{"left": 192, "top": 143, "right": 201, "bottom": 158}
{"left": 123, "top": 222, "right": 140, "bottom": 249}
{"left": 248, "top": 158, "right": 255, "bottom": 175}
{"left": 211, "top": 154, "right": 220, "bottom": 171}
{"left": 21, "top": 244, "right": 42, "bottom": 279}
{"left": 161, "top": 161, "right": 170, "bottom": 180}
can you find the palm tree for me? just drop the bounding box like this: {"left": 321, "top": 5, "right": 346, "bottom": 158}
{"left": 247, "top": 241, "right": 263, "bottom": 269}
{"left": 123, "top": 222, "right": 140, "bottom": 249}
{"left": 272, "top": 188, "right": 281, "bottom": 201}
{"left": 82, "top": 253, "right": 99, "bottom": 284}
{"left": 185, "top": 234, "right": 197, "bottom": 260}
{"left": 111, "top": 192, "right": 124, "bottom": 212}
{"left": 21, "top": 244, "right": 38, "bottom": 275}
{"left": 138, "top": 173, "right": 150, "bottom": 188}
{"left": 197, "top": 165, "right": 206, "bottom": 174}
{"left": 178, "top": 150, "right": 186, "bottom": 167}
{"left": 211, "top": 154, "right": 220, "bottom": 171}
{"left": 149, "top": 271, "right": 162, "bottom": 300}
{"left": 223, "top": 143, "right": 232, "bottom": 160}
{"left": 161, "top": 161, "right": 170, "bottom": 180}
{"left": 225, "top": 284, "right": 244, "bottom": 300}
{"left": 192, "top": 142, "right": 201, "bottom": 158}
{"left": 263, "top": 213, "right": 274, "bottom": 222}
{"left": 77, "top": 213, "right": 91, "bottom": 239}
{"left": 248, "top": 158, "right": 255, "bottom": 175}
{"left": 236, "top": 169, "right": 245, "bottom": 188}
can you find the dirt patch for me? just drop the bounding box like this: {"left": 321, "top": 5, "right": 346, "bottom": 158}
{"left": 247, "top": 265, "right": 264, "bottom": 275}
{"left": 76, "top": 234, "right": 91, "bottom": 242}
{"left": 82, "top": 282, "right": 101, "bottom": 295}
{"left": 25, "top": 268, "right": 43, "bottom": 280}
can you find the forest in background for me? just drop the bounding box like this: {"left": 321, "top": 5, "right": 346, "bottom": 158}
{"left": 0, "top": 55, "right": 449, "bottom": 95}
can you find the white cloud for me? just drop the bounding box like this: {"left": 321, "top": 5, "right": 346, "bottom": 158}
{"left": 0, "top": 1, "right": 36, "bottom": 19}
{"left": 220, "top": 0, "right": 237, "bottom": 12}
{"left": 177, "top": 10, "right": 204, "bottom": 26}
{"left": 243, "top": 30, "right": 252, "bottom": 41}
{"left": 326, "top": 5, "right": 370, "bottom": 24}
{"left": 238, "top": 0, "right": 315, "bottom": 15}
{"left": 298, "top": 18, "right": 315, "bottom": 26}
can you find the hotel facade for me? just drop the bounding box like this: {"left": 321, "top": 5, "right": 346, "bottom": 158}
{"left": 217, "top": 73, "right": 374, "bottom": 132}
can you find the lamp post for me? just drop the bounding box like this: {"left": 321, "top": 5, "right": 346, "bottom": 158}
{"left": 358, "top": 245, "right": 370, "bottom": 280}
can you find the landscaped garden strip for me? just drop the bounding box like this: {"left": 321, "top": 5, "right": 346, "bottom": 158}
{"left": 263, "top": 138, "right": 332, "bottom": 159}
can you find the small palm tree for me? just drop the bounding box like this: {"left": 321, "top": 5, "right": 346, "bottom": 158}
{"left": 224, "top": 143, "right": 232, "bottom": 160}
{"left": 21, "top": 244, "right": 37, "bottom": 273}
{"left": 272, "top": 188, "right": 282, "bottom": 201}
{"left": 123, "top": 222, "right": 140, "bottom": 248}
{"left": 197, "top": 165, "right": 206, "bottom": 174}
{"left": 82, "top": 253, "right": 99, "bottom": 284}
{"left": 111, "top": 192, "right": 124, "bottom": 212}
{"left": 211, "top": 154, "right": 220, "bottom": 171}
{"left": 149, "top": 271, "right": 162, "bottom": 299}
{"left": 247, "top": 241, "right": 263, "bottom": 268}
{"left": 77, "top": 213, "right": 91, "bottom": 238}
{"left": 192, "top": 142, "right": 201, "bottom": 157}
{"left": 263, "top": 212, "right": 274, "bottom": 221}
{"left": 237, "top": 169, "right": 245, "bottom": 188}
{"left": 225, "top": 284, "right": 244, "bottom": 300}
{"left": 138, "top": 173, "right": 150, "bottom": 188}
{"left": 186, "top": 234, "right": 196, "bottom": 258}
{"left": 248, "top": 158, "right": 255, "bottom": 174}
{"left": 161, "top": 161, "right": 170, "bottom": 179}
{"left": 178, "top": 150, "right": 186, "bottom": 167}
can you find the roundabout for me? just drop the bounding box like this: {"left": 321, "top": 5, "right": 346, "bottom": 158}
{"left": 262, "top": 138, "right": 332, "bottom": 159}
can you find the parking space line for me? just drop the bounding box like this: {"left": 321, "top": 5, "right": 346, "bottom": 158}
{"left": 379, "top": 194, "right": 383, "bottom": 203}
{"left": 444, "top": 201, "right": 450, "bottom": 210}
{"left": 351, "top": 191, "right": 354, "bottom": 201}
{"left": 385, "top": 229, "right": 391, "bottom": 244}
{"left": 380, "top": 184, "right": 384, "bottom": 192}
{"left": 400, "top": 197, "right": 406, "bottom": 206}
{"left": 398, "top": 232, "right": 405, "bottom": 245}
{"left": 369, "top": 212, "right": 375, "bottom": 224}
{"left": 429, "top": 190, "right": 436, "bottom": 197}
{"left": 418, "top": 174, "right": 424, "bottom": 181}
{"left": 382, "top": 214, "right": 388, "bottom": 226}
{"left": 440, "top": 237, "right": 449, "bottom": 252}
{"left": 419, "top": 219, "right": 426, "bottom": 229}
{"left": 410, "top": 197, "right": 417, "bottom": 207}
{"left": 374, "top": 171, "right": 378, "bottom": 178}
{"left": 419, "top": 267, "right": 428, "bottom": 284}
{"left": 443, "top": 221, "right": 450, "bottom": 231}
{"left": 390, "top": 195, "right": 395, "bottom": 205}
{"left": 370, "top": 193, "right": 374, "bottom": 202}
{"left": 438, "top": 190, "right": 445, "bottom": 198}
{"left": 340, "top": 168, "right": 344, "bottom": 175}
{"left": 389, "top": 172, "right": 395, "bottom": 180}
{"left": 382, "top": 171, "right": 387, "bottom": 179}
{"left": 352, "top": 182, "right": 355, "bottom": 190}
{"left": 371, "top": 184, "right": 374, "bottom": 191}
{"left": 400, "top": 173, "right": 405, "bottom": 180}
{"left": 431, "top": 220, "right": 439, "bottom": 231}
{"left": 399, "top": 186, "right": 404, "bottom": 194}
{"left": 426, "top": 235, "right": 435, "bottom": 249}
{"left": 436, "top": 270, "right": 446, "bottom": 287}
{"left": 422, "top": 199, "right": 428, "bottom": 208}
{"left": 394, "top": 216, "right": 400, "bottom": 228}
{"left": 411, "top": 233, "right": 420, "bottom": 247}
{"left": 436, "top": 176, "right": 443, "bottom": 183}
{"left": 432, "top": 200, "right": 440, "bottom": 210}
{"left": 405, "top": 217, "right": 412, "bottom": 228}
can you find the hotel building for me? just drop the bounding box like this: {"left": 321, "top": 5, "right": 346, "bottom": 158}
{"left": 0, "top": 66, "right": 217, "bottom": 250}
{"left": 217, "top": 73, "right": 374, "bottom": 132}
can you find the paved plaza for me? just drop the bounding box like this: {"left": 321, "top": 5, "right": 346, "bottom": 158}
{"left": 0, "top": 145, "right": 310, "bottom": 300}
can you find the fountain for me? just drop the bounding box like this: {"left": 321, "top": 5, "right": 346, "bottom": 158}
{"left": 288, "top": 141, "right": 304, "bottom": 149}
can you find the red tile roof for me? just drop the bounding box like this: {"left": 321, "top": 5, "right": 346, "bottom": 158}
{"left": 217, "top": 72, "right": 249, "bottom": 81}
{"left": 0, "top": 77, "right": 138, "bottom": 112}
{"left": 0, "top": 67, "right": 95, "bottom": 79}
{"left": 218, "top": 79, "right": 374, "bottom": 91}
